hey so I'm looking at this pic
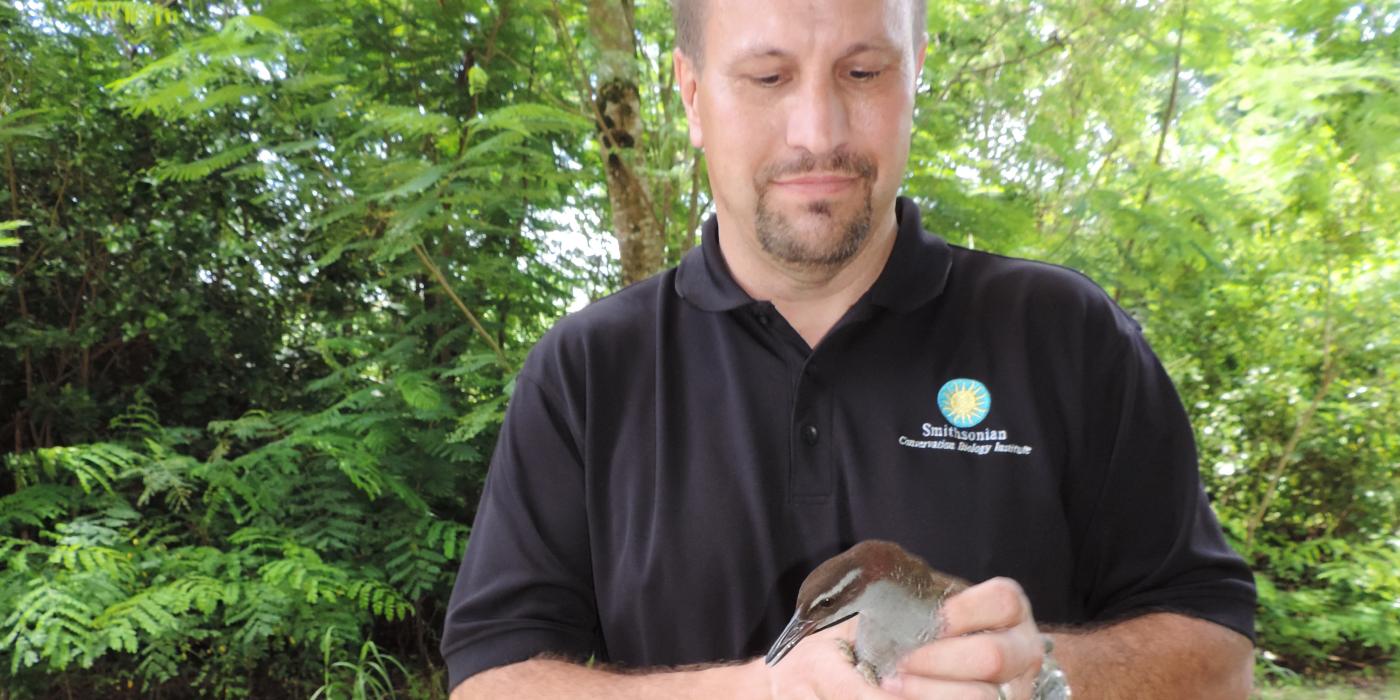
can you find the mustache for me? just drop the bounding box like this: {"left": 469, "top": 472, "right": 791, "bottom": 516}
{"left": 757, "top": 150, "right": 877, "bottom": 184}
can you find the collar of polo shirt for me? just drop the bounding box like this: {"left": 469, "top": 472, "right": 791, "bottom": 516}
{"left": 675, "top": 197, "right": 953, "bottom": 315}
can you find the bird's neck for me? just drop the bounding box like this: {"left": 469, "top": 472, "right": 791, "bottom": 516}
{"left": 853, "top": 579, "right": 945, "bottom": 681}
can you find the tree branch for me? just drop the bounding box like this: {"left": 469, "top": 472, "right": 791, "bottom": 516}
{"left": 411, "top": 243, "right": 511, "bottom": 370}
{"left": 1140, "top": 0, "right": 1188, "bottom": 208}
{"left": 1244, "top": 305, "right": 1339, "bottom": 549}
{"left": 683, "top": 151, "right": 702, "bottom": 253}
{"left": 5, "top": 143, "right": 19, "bottom": 219}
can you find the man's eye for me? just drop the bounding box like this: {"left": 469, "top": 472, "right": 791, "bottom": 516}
{"left": 849, "top": 69, "right": 883, "bottom": 81}
{"left": 752, "top": 74, "right": 784, "bottom": 87}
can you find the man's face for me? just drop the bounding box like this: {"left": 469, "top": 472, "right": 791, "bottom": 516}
{"left": 676, "top": 0, "right": 925, "bottom": 270}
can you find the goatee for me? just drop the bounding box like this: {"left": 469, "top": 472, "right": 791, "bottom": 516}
{"left": 753, "top": 150, "right": 877, "bottom": 270}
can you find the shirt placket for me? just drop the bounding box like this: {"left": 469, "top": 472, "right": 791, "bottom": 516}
{"left": 788, "top": 355, "right": 833, "bottom": 503}
{"left": 747, "top": 301, "right": 836, "bottom": 504}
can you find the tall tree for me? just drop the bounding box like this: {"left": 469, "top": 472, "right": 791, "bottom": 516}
{"left": 583, "top": 0, "right": 666, "bottom": 284}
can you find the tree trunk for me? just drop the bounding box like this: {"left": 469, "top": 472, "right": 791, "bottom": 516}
{"left": 587, "top": 0, "right": 665, "bottom": 285}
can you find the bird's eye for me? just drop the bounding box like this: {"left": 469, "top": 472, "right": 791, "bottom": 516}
{"left": 817, "top": 597, "right": 834, "bottom": 608}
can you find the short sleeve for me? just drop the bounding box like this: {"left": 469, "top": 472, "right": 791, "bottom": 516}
{"left": 1070, "top": 313, "right": 1257, "bottom": 641}
{"left": 439, "top": 370, "right": 601, "bottom": 690}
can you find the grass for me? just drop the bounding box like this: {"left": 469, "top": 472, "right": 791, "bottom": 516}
{"left": 1253, "top": 680, "right": 1400, "bottom": 699}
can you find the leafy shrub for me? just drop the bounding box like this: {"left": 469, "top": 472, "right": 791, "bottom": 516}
{"left": 0, "top": 369, "right": 490, "bottom": 697}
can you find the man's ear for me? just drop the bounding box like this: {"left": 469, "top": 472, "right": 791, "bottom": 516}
{"left": 673, "top": 48, "right": 703, "bottom": 149}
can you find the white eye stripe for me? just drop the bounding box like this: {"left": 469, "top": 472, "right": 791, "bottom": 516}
{"left": 815, "top": 567, "right": 862, "bottom": 606}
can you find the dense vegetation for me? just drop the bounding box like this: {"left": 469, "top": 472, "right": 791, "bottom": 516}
{"left": 1, "top": 0, "right": 1396, "bottom": 697}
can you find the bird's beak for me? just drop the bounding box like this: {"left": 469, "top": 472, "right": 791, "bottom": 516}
{"left": 765, "top": 613, "right": 816, "bottom": 666}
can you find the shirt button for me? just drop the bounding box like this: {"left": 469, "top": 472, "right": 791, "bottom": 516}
{"left": 756, "top": 313, "right": 771, "bottom": 327}
{"left": 801, "top": 423, "right": 819, "bottom": 445}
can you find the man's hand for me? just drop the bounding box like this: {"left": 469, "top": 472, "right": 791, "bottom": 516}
{"left": 765, "top": 577, "right": 1043, "bottom": 700}
{"left": 883, "top": 577, "right": 1045, "bottom": 699}
{"left": 764, "top": 617, "right": 900, "bottom": 700}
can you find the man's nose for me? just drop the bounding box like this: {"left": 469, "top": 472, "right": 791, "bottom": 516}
{"left": 785, "top": 76, "right": 850, "bottom": 156}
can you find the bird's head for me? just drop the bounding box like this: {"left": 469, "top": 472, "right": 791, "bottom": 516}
{"left": 764, "top": 540, "right": 966, "bottom": 666}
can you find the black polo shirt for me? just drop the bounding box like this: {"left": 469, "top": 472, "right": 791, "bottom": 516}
{"left": 440, "top": 197, "right": 1256, "bottom": 689}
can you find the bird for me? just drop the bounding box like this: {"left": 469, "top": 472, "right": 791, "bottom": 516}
{"left": 765, "top": 540, "right": 969, "bottom": 684}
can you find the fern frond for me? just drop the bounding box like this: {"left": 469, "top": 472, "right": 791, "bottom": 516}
{"left": 449, "top": 395, "right": 507, "bottom": 444}
{"left": 354, "top": 104, "right": 454, "bottom": 139}
{"left": 49, "top": 503, "right": 139, "bottom": 548}
{"left": 327, "top": 448, "right": 386, "bottom": 500}
{"left": 132, "top": 447, "right": 197, "bottom": 511}
{"left": 33, "top": 443, "right": 144, "bottom": 494}
{"left": 0, "top": 576, "right": 102, "bottom": 672}
{"left": 0, "top": 535, "right": 44, "bottom": 574}
{"left": 289, "top": 482, "right": 364, "bottom": 554}
{"left": 0, "top": 484, "right": 77, "bottom": 528}
{"left": 221, "top": 14, "right": 286, "bottom": 38}
{"left": 467, "top": 102, "right": 590, "bottom": 140}
{"left": 48, "top": 543, "right": 135, "bottom": 579}
{"left": 394, "top": 370, "right": 445, "bottom": 412}
{"left": 379, "top": 471, "right": 429, "bottom": 515}
{"left": 108, "top": 392, "right": 162, "bottom": 437}
{"left": 383, "top": 538, "right": 448, "bottom": 601}
{"left": 167, "top": 83, "right": 266, "bottom": 119}
{"left": 170, "top": 575, "right": 233, "bottom": 615}
{"left": 227, "top": 585, "right": 291, "bottom": 650}
{"left": 67, "top": 1, "right": 179, "bottom": 26}
{"left": 150, "top": 142, "right": 259, "bottom": 182}
{"left": 345, "top": 579, "right": 412, "bottom": 621}
{"left": 93, "top": 585, "right": 187, "bottom": 654}
{"left": 281, "top": 72, "right": 345, "bottom": 93}
{"left": 259, "top": 543, "right": 348, "bottom": 605}
{"left": 423, "top": 519, "right": 471, "bottom": 560}
{"left": 227, "top": 527, "right": 290, "bottom": 557}
{"left": 136, "top": 637, "right": 180, "bottom": 683}
{"left": 0, "top": 107, "right": 57, "bottom": 142}
{"left": 207, "top": 409, "right": 279, "bottom": 441}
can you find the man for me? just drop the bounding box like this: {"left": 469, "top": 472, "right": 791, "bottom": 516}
{"left": 441, "top": 0, "right": 1257, "bottom": 697}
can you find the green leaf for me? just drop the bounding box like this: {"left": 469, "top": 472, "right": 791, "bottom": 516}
{"left": 150, "top": 142, "right": 259, "bottom": 182}
{"left": 372, "top": 163, "right": 450, "bottom": 202}
{"left": 394, "top": 372, "right": 444, "bottom": 412}
{"left": 467, "top": 65, "right": 489, "bottom": 93}
{"left": 0, "top": 108, "right": 57, "bottom": 141}
{"left": 66, "top": 1, "right": 178, "bottom": 26}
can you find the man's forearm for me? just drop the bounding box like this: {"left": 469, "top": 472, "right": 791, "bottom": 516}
{"left": 449, "top": 657, "right": 770, "bottom": 700}
{"left": 1049, "top": 612, "right": 1254, "bottom": 699}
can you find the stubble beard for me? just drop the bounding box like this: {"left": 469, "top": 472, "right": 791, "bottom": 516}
{"left": 753, "top": 150, "right": 878, "bottom": 271}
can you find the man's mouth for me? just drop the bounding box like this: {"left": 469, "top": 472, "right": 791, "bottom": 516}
{"left": 770, "top": 173, "right": 860, "bottom": 197}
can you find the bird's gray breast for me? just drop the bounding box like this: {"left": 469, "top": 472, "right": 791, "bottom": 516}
{"left": 853, "top": 580, "right": 945, "bottom": 682}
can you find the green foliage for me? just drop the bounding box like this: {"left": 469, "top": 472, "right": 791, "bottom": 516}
{"left": 1254, "top": 539, "right": 1400, "bottom": 673}
{"left": 67, "top": 1, "right": 179, "bottom": 26}
{"left": 1, "top": 0, "right": 1396, "bottom": 695}
{"left": 1, "top": 0, "right": 580, "bottom": 694}
{"left": 312, "top": 627, "right": 410, "bottom": 700}
{"left": 0, "top": 389, "right": 485, "bottom": 695}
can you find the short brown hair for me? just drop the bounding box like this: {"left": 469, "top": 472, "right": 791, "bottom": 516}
{"left": 669, "top": 0, "right": 706, "bottom": 66}
{"left": 670, "top": 0, "right": 928, "bottom": 69}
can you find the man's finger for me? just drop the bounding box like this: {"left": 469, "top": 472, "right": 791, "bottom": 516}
{"left": 882, "top": 671, "right": 1005, "bottom": 700}
{"left": 895, "top": 630, "right": 1042, "bottom": 684}
{"left": 940, "top": 577, "right": 1032, "bottom": 637}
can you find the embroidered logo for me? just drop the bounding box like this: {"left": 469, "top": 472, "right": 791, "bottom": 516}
{"left": 937, "top": 378, "right": 991, "bottom": 428}
{"left": 897, "top": 377, "right": 1032, "bottom": 456}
